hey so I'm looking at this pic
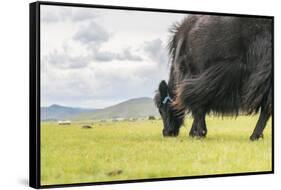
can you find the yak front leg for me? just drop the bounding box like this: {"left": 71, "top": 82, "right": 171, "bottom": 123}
{"left": 189, "top": 120, "right": 197, "bottom": 137}
{"left": 189, "top": 110, "right": 207, "bottom": 138}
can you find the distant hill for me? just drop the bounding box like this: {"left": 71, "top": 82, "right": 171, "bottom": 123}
{"left": 73, "top": 97, "right": 159, "bottom": 120}
{"left": 41, "top": 97, "right": 159, "bottom": 121}
{"left": 41, "top": 104, "right": 97, "bottom": 120}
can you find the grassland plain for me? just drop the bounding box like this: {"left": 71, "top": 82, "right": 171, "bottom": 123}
{"left": 41, "top": 116, "right": 272, "bottom": 185}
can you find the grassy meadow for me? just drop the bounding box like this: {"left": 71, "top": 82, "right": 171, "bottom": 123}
{"left": 40, "top": 116, "right": 272, "bottom": 185}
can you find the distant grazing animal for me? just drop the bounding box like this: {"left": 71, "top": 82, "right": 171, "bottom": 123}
{"left": 82, "top": 125, "right": 92, "bottom": 129}
{"left": 154, "top": 15, "right": 272, "bottom": 140}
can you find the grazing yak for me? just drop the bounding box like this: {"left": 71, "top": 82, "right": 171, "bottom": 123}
{"left": 154, "top": 15, "right": 272, "bottom": 140}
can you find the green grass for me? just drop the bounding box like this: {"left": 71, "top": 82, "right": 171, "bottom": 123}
{"left": 40, "top": 115, "right": 272, "bottom": 185}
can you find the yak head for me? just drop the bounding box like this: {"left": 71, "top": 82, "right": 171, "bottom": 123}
{"left": 154, "top": 80, "right": 182, "bottom": 137}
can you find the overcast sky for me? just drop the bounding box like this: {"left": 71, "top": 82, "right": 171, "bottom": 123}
{"left": 40, "top": 5, "right": 186, "bottom": 108}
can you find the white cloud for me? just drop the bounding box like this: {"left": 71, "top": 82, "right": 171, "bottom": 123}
{"left": 74, "top": 21, "right": 110, "bottom": 45}
{"left": 93, "top": 48, "right": 142, "bottom": 62}
{"left": 143, "top": 38, "right": 169, "bottom": 65}
{"left": 44, "top": 50, "right": 90, "bottom": 69}
{"left": 41, "top": 5, "right": 99, "bottom": 23}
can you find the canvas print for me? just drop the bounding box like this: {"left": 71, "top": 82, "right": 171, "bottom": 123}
{"left": 36, "top": 2, "right": 273, "bottom": 187}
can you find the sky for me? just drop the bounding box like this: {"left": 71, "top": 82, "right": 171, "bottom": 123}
{"left": 40, "top": 5, "right": 186, "bottom": 108}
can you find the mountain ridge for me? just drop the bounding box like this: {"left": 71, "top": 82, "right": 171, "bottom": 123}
{"left": 41, "top": 97, "right": 159, "bottom": 121}
{"left": 41, "top": 104, "right": 97, "bottom": 120}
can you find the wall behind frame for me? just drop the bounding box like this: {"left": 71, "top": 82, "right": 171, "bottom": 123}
{"left": 0, "top": 0, "right": 280, "bottom": 190}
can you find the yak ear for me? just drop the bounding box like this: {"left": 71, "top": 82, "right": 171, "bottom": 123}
{"left": 158, "top": 80, "right": 168, "bottom": 99}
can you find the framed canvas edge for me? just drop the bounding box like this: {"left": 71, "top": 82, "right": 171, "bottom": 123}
{"left": 29, "top": 1, "right": 275, "bottom": 189}
{"left": 37, "top": 0, "right": 274, "bottom": 18}
{"left": 39, "top": 171, "right": 274, "bottom": 189}
{"left": 271, "top": 16, "right": 275, "bottom": 173}
{"left": 30, "top": 1, "right": 41, "bottom": 189}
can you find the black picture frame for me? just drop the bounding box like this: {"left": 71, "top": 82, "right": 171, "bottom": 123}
{"left": 29, "top": 1, "right": 274, "bottom": 189}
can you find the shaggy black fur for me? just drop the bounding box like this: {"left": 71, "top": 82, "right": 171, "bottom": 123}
{"left": 154, "top": 15, "right": 272, "bottom": 140}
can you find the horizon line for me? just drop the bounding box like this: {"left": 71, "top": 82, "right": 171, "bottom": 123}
{"left": 41, "top": 96, "right": 154, "bottom": 109}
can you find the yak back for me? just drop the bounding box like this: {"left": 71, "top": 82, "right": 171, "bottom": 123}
{"left": 168, "top": 15, "right": 272, "bottom": 115}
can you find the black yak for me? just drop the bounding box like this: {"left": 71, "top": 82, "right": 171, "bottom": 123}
{"left": 154, "top": 15, "right": 272, "bottom": 140}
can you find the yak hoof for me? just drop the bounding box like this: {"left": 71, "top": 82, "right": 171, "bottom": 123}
{"left": 189, "top": 131, "right": 196, "bottom": 137}
{"left": 189, "top": 130, "right": 206, "bottom": 138}
{"left": 250, "top": 133, "right": 264, "bottom": 141}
